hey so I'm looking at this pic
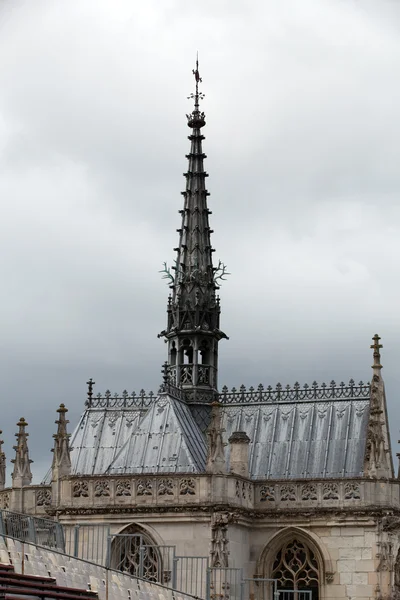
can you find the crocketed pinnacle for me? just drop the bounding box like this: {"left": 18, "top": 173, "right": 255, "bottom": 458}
{"left": 11, "top": 417, "right": 33, "bottom": 488}
{"left": 51, "top": 404, "right": 71, "bottom": 479}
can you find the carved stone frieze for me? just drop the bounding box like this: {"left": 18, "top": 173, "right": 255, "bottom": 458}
{"left": 158, "top": 479, "right": 174, "bottom": 496}
{"left": 280, "top": 485, "right": 296, "bottom": 502}
{"left": 344, "top": 482, "right": 361, "bottom": 500}
{"left": 36, "top": 489, "right": 52, "bottom": 507}
{"left": 73, "top": 481, "right": 89, "bottom": 498}
{"left": 94, "top": 480, "right": 110, "bottom": 497}
{"left": 116, "top": 480, "right": 131, "bottom": 497}
{"left": 137, "top": 479, "right": 152, "bottom": 496}
{"left": 322, "top": 482, "right": 339, "bottom": 500}
{"left": 301, "top": 483, "right": 317, "bottom": 501}
{"left": 259, "top": 485, "right": 275, "bottom": 502}
{"left": 179, "top": 478, "right": 196, "bottom": 495}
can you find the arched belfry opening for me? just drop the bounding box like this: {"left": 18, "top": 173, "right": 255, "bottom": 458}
{"left": 259, "top": 529, "right": 326, "bottom": 600}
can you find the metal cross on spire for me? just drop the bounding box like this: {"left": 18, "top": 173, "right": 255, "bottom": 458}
{"left": 371, "top": 333, "right": 383, "bottom": 370}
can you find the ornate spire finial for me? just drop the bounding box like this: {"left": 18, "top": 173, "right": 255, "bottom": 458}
{"left": 0, "top": 430, "right": 5, "bottom": 491}
{"left": 371, "top": 334, "right": 383, "bottom": 371}
{"left": 187, "top": 54, "right": 205, "bottom": 128}
{"left": 11, "top": 417, "right": 33, "bottom": 488}
{"left": 51, "top": 404, "right": 71, "bottom": 479}
{"left": 86, "top": 378, "right": 95, "bottom": 406}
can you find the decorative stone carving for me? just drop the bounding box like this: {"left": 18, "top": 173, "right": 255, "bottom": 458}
{"left": 325, "top": 571, "right": 335, "bottom": 584}
{"left": 259, "top": 485, "right": 275, "bottom": 502}
{"left": 158, "top": 479, "right": 174, "bottom": 496}
{"left": 179, "top": 478, "right": 195, "bottom": 495}
{"left": 280, "top": 485, "right": 296, "bottom": 502}
{"left": 235, "top": 480, "right": 240, "bottom": 498}
{"left": 137, "top": 479, "right": 152, "bottom": 496}
{"left": 242, "top": 481, "right": 246, "bottom": 499}
{"left": 383, "top": 516, "right": 400, "bottom": 532}
{"left": 1, "top": 492, "right": 10, "bottom": 509}
{"left": 364, "top": 337, "right": 392, "bottom": 479}
{"left": 51, "top": 404, "right": 71, "bottom": 480}
{"left": 116, "top": 480, "right": 131, "bottom": 497}
{"left": 301, "top": 483, "right": 317, "bottom": 501}
{"left": 94, "top": 480, "right": 110, "bottom": 497}
{"left": 11, "top": 418, "right": 33, "bottom": 488}
{"left": 73, "top": 481, "right": 89, "bottom": 498}
{"left": 206, "top": 402, "right": 227, "bottom": 475}
{"left": 322, "top": 482, "right": 339, "bottom": 500}
{"left": 36, "top": 489, "right": 52, "bottom": 507}
{"left": 344, "top": 482, "right": 361, "bottom": 500}
{"left": 211, "top": 512, "right": 239, "bottom": 568}
{"left": 377, "top": 541, "right": 394, "bottom": 572}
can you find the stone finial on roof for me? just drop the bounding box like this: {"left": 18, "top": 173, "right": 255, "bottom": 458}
{"left": 206, "top": 402, "right": 227, "bottom": 475}
{"left": 371, "top": 334, "right": 383, "bottom": 371}
{"left": 51, "top": 404, "right": 71, "bottom": 479}
{"left": 364, "top": 334, "right": 394, "bottom": 478}
{"left": 0, "top": 430, "right": 5, "bottom": 491}
{"left": 11, "top": 417, "right": 33, "bottom": 488}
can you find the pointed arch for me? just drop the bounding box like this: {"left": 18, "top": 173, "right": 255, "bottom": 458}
{"left": 257, "top": 527, "right": 333, "bottom": 598}
{"left": 110, "top": 522, "right": 163, "bottom": 582}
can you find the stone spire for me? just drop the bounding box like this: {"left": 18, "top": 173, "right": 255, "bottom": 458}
{"left": 159, "top": 58, "right": 228, "bottom": 404}
{"left": 364, "top": 335, "right": 394, "bottom": 478}
{"left": 11, "top": 418, "right": 33, "bottom": 488}
{"left": 51, "top": 404, "right": 71, "bottom": 479}
{"left": 0, "top": 431, "right": 5, "bottom": 490}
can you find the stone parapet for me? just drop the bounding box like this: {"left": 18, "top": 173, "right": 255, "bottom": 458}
{"left": 254, "top": 478, "right": 400, "bottom": 511}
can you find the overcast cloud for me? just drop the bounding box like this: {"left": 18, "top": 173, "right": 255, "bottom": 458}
{"left": 1, "top": 0, "right": 400, "bottom": 482}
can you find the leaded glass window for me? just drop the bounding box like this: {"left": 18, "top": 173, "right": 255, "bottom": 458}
{"left": 272, "top": 539, "right": 319, "bottom": 600}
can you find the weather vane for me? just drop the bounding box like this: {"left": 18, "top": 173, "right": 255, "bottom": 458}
{"left": 188, "top": 53, "right": 205, "bottom": 109}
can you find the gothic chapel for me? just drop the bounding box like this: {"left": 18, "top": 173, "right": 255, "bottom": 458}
{"left": 1, "top": 62, "right": 400, "bottom": 600}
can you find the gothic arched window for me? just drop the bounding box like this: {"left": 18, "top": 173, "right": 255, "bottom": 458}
{"left": 271, "top": 538, "right": 319, "bottom": 599}
{"left": 110, "top": 526, "right": 161, "bottom": 582}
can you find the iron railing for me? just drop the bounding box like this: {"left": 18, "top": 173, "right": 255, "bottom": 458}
{"left": 219, "top": 379, "right": 370, "bottom": 404}
{"left": 0, "top": 509, "right": 64, "bottom": 551}
{"left": 86, "top": 390, "right": 155, "bottom": 409}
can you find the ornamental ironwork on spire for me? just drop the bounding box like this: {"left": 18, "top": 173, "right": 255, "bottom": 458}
{"left": 11, "top": 417, "right": 33, "bottom": 488}
{"left": 159, "top": 58, "right": 228, "bottom": 404}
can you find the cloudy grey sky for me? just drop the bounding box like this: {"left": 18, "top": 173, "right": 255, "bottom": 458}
{"left": 1, "top": 0, "right": 400, "bottom": 482}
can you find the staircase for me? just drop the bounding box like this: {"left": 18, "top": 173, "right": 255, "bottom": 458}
{"left": 0, "top": 562, "right": 99, "bottom": 600}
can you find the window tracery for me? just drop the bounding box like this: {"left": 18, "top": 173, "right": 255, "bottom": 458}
{"left": 271, "top": 539, "right": 319, "bottom": 599}
{"left": 110, "top": 526, "right": 160, "bottom": 582}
